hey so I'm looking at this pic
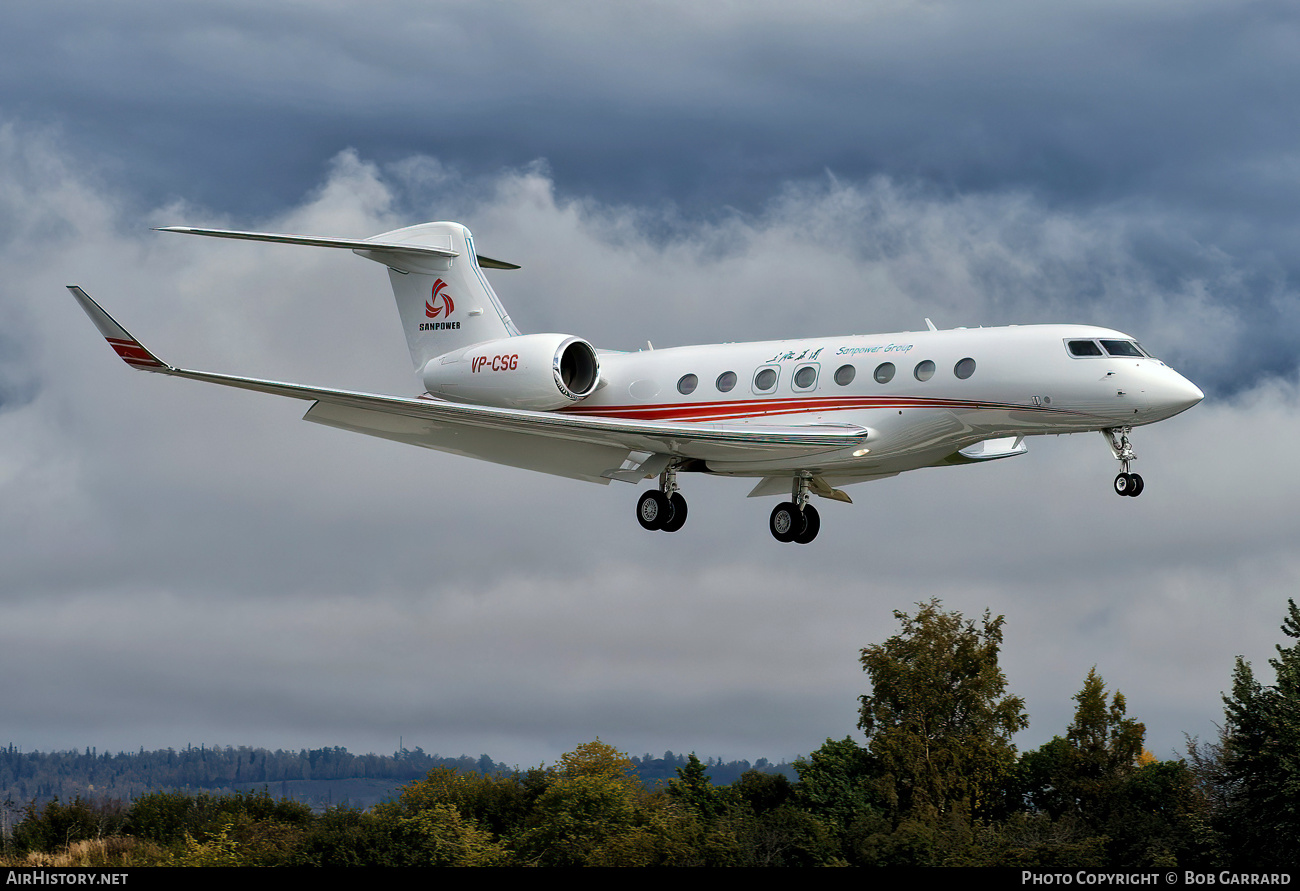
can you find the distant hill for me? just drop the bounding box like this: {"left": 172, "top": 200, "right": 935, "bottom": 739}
{"left": 0, "top": 744, "right": 796, "bottom": 819}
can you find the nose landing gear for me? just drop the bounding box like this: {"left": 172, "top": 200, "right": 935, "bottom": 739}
{"left": 1105, "top": 428, "right": 1144, "bottom": 497}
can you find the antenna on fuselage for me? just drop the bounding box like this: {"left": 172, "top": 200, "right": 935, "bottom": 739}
{"left": 925, "top": 318, "right": 938, "bottom": 331}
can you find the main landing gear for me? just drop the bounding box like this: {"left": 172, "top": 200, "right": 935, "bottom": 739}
{"left": 769, "top": 473, "right": 821, "bottom": 544}
{"left": 636, "top": 465, "right": 688, "bottom": 532}
{"left": 1104, "top": 427, "right": 1144, "bottom": 498}
{"left": 634, "top": 467, "right": 824, "bottom": 543}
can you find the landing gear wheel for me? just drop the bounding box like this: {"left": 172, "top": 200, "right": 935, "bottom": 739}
{"left": 661, "top": 493, "right": 688, "bottom": 532}
{"left": 637, "top": 490, "right": 671, "bottom": 530}
{"left": 1114, "top": 473, "right": 1144, "bottom": 497}
{"left": 770, "top": 502, "right": 804, "bottom": 543}
{"left": 793, "top": 505, "right": 821, "bottom": 544}
{"left": 1127, "top": 473, "right": 1144, "bottom": 497}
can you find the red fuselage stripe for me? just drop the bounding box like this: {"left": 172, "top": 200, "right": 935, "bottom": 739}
{"left": 557, "top": 395, "right": 1050, "bottom": 421}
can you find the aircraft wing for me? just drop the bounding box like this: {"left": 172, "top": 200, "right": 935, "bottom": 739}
{"left": 67, "top": 287, "right": 870, "bottom": 483}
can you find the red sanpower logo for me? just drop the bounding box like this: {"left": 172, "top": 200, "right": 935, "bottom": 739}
{"left": 425, "top": 279, "right": 455, "bottom": 318}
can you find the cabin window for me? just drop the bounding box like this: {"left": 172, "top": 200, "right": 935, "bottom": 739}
{"left": 834, "top": 364, "right": 856, "bottom": 386}
{"left": 954, "top": 358, "right": 976, "bottom": 379}
{"left": 753, "top": 367, "right": 778, "bottom": 393}
{"left": 873, "top": 362, "right": 895, "bottom": 384}
{"left": 716, "top": 371, "right": 737, "bottom": 392}
{"left": 914, "top": 360, "right": 935, "bottom": 381}
{"left": 677, "top": 373, "right": 698, "bottom": 395}
{"left": 793, "top": 365, "right": 818, "bottom": 390}
{"left": 1068, "top": 340, "right": 1103, "bottom": 357}
{"left": 1101, "top": 340, "right": 1143, "bottom": 358}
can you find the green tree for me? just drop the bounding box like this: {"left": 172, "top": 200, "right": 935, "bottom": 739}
{"left": 1207, "top": 598, "right": 1300, "bottom": 868}
{"left": 515, "top": 739, "right": 691, "bottom": 866}
{"left": 667, "top": 754, "right": 730, "bottom": 821}
{"left": 793, "top": 737, "right": 877, "bottom": 828}
{"left": 1020, "top": 668, "right": 1145, "bottom": 821}
{"left": 857, "top": 598, "right": 1028, "bottom": 824}
{"left": 1013, "top": 669, "right": 1209, "bottom": 867}
{"left": 10, "top": 797, "right": 126, "bottom": 854}
{"left": 384, "top": 765, "right": 530, "bottom": 838}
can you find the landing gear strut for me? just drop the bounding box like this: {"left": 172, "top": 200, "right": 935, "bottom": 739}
{"left": 635, "top": 465, "right": 688, "bottom": 532}
{"left": 770, "top": 473, "right": 821, "bottom": 544}
{"left": 1104, "top": 427, "right": 1144, "bottom": 497}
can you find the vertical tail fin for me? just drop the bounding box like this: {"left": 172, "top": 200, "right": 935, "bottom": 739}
{"left": 156, "top": 221, "right": 521, "bottom": 372}
{"left": 357, "top": 222, "right": 519, "bottom": 370}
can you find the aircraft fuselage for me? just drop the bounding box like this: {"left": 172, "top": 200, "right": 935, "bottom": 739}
{"left": 558, "top": 323, "right": 1202, "bottom": 478}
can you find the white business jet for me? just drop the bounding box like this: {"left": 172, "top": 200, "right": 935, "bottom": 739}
{"left": 67, "top": 221, "right": 1203, "bottom": 544}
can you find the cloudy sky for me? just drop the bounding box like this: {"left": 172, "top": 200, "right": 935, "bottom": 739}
{"left": 2, "top": 0, "right": 1299, "bottom": 769}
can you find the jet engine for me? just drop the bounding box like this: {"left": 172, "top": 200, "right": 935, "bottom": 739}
{"left": 420, "top": 333, "right": 601, "bottom": 410}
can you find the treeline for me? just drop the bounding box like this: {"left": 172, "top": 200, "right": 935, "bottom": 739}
{"left": 0, "top": 743, "right": 794, "bottom": 814}
{"left": 2, "top": 597, "right": 1297, "bottom": 867}
{"left": 0, "top": 746, "right": 507, "bottom": 808}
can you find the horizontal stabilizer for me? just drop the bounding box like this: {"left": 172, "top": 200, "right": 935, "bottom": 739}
{"left": 155, "top": 226, "right": 520, "bottom": 269}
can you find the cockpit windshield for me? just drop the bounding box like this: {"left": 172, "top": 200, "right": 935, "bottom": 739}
{"left": 1067, "top": 338, "right": 1151, "bottom": 359}
{"left": 1100, "top": 340, "right": 1144, "bottom": 358}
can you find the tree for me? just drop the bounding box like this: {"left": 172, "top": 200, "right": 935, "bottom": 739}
{"left": 516, "top": 739, "right": 689, "bottom": 866}
{"left": 857, "top": 598, "right": 1028, "bottom": 823}
{"left": 667, "top": 754, "right": 729, "bottom": 821}
{"left": 1020, "top": 668, "right": 1145, "bottom": 821}
{"left": 1207, "top": 599, "right": 1300, "bottom": 867}
{"left": 793, "top": 737, "right": 877, "bottom": 829}
{"left": 1012, "top": 669, "right": 1207, "bottom": 867}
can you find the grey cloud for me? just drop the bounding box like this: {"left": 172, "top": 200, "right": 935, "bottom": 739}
{"left": 1, "top": 0, "right": 1297, "bottom": 764}
{"left": 4, "top": 2, "right": 1299, "bottom": 219}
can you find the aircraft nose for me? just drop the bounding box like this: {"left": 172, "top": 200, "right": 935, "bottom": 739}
{"left": 1177, "top": 377, "right": 1204, "bottom": 411}
{"left": 1155, "top": 371, "right": 1203, "bottom": 418}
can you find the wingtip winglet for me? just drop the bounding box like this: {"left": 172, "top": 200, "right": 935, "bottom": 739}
{"left": 66, "top": 285, "right": 169, "bottom": 371}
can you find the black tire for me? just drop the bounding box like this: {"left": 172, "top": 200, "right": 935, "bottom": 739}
{"left": 637, "top": 490, "right": 671, "bottom": 530}
{"left": 1114, "top": 473, "right": 1132, "bottom": 496}
{"left": 661, "top": 493, "right": 688, "bottom": 532}
{"left": 793, "top": 505, "right": 821, "bottom": 544}
{"left": 1128, "top": 473, "right": 1144, "bottom": 497}
{"left": 769, "top": 502, "right": 804, "bottom": 543}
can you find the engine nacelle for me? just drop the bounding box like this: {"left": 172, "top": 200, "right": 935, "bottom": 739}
{"left": 420, "top": 333, "right": 601, "bottom": 410}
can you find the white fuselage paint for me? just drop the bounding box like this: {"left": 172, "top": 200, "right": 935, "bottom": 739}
{"left": 545, "top": 323, "right": 1203, "bottom": 479}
